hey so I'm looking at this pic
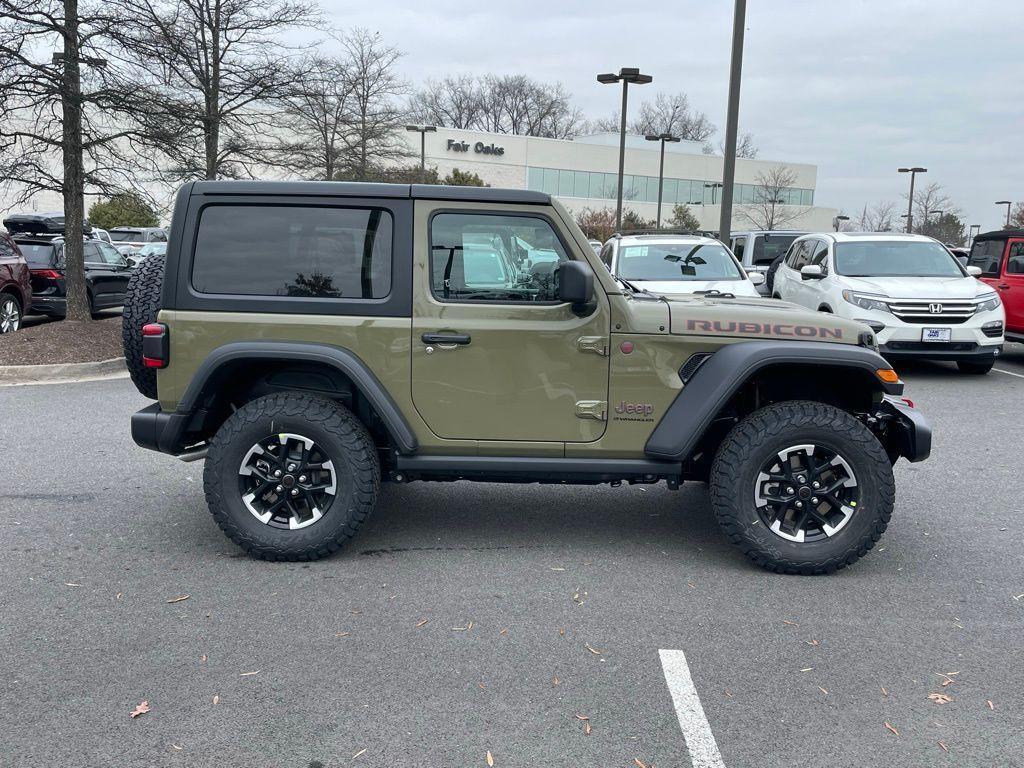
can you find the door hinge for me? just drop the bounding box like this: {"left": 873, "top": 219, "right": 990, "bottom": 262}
{"left": 575, "top": 400, "right": 607, "bottom": 421}
{"left": 577, "top": 336, "right": 608, "bottom": 356}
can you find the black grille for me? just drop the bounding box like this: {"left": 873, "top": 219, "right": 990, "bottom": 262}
{"left": 982, "top": 323, "right": 1004, "bottom": 338}
{"left": 679, "top": 352, "right": 713, "bottom": 383}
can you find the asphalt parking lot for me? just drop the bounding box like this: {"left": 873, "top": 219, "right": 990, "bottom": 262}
{"left": 2, "top": 346, "right": 1022, "bottom": 768}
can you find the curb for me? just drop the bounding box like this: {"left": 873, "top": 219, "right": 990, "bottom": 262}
{"left": 0, "top": 357, "right": 127, "bottom": 386}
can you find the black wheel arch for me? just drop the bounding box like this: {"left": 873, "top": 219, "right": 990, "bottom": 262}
{"left": 175, "top": 341, "right": 418, "bottom": 455}
{"left": 645, "top": 340, "right": 903, "bottom": 467}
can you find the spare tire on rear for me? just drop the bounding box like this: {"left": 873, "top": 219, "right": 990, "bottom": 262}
{"left": 122, "top": 254, "right": 165, "bottom": 399}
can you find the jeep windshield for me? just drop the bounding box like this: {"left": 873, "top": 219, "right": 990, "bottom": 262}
{"left": 618, "top": 243, "right": 743, "bottom": 281}
{"left": 835, "top": 241, "right": 965, "bottom": 277}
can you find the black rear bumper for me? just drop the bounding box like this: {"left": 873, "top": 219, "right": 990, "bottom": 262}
{"left": 131, "top": 402, "right": 191, "bottom": 454}
{"left": 878, "top": 396, "right": 931, "bottom": 462}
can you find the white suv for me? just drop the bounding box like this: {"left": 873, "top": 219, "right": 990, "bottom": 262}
{"left": 774, "top": 232, "right": 1005, "bottom": 374}
{"left": 598, "top": 234, "right": 763, "bottom": 297}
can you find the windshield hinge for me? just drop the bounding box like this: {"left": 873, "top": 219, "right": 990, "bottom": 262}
{"left": 577, "top": 336, "right": 608, "bottom": 356}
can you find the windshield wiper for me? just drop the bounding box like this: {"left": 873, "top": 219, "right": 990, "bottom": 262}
{"left": 614, "top": 275, "right": 656, "bottom": 297}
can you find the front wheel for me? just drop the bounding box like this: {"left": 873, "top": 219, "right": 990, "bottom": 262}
{"left": 957, "top": 359, "right": 994, "bottom": 375}
{"left": 203, "top": 392, "right": 380, "bottom": 561}
{"left": 709, "top": 401, "right": 895, "bottom": 575}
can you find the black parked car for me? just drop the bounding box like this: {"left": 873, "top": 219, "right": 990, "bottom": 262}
{"left": 13, "top": 235, "right": 135, "bottom": 318}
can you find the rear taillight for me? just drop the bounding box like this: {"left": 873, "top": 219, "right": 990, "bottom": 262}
{"left": 30, "top": 269, "right": 62, "bottom": 280}
{"left": 142, "top": 323, "right": 169, "bottom": 369}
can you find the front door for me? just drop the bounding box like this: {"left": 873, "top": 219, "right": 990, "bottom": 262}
{"left": 999, "top": 239, "right": 1024, "bottom": 333}
{"left": 411, "top": 206, "right": 611, "bottom": 443}
{"left": 85, "top": 241, "right": 131, "bottom": 308}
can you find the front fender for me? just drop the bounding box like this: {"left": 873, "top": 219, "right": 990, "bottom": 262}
{"left": 644, "top": 340, "right": 901, "bottom": 462}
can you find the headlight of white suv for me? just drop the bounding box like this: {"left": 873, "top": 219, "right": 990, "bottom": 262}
{"left": 842, "top": 290, "right": 889, "bottom": 313}
{"left": 975, "top": 292, "right": 1001, "bottom": 313}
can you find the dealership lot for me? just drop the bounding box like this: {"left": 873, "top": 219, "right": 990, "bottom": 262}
{"left": 1, "top": 348, "right": 1022, "bottom": 768}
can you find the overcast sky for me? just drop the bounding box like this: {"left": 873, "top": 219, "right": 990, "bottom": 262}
{"left": 322, "top": 0, "right": 1021, "bottom": 231}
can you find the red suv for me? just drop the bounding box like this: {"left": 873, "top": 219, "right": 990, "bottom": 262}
{"left": 967, "top": 230, "right": 1024, "bottom": 342}
{"left": 0, "top": 232, "right": 31, "bottom": 334}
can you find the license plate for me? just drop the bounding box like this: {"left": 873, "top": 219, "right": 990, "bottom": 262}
{"left": 922, "top": 328, "right": 951, "bottom": 342}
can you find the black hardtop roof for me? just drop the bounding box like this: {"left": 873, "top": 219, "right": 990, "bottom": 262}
{"left": 974, "top": 229, "right": 1024, "bottom": 241}
{"left": 186, "top": 180, "right": 551, "bottom": 205}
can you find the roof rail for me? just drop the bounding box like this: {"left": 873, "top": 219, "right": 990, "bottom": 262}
{"left": 611, "top": 228, "right": 718, "bottom": 238}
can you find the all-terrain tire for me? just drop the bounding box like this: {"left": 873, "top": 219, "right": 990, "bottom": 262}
{"left": 203, "top": 392, "right": 380, "bottom": 561}
{"left": 121, "top": 253, "right": 165, "bottom": 399}
{"left": 957, "top": 360, "right": 994, "bottom": 375}
{"left": 709, "top": 400, "right": 895, "bottom": 575}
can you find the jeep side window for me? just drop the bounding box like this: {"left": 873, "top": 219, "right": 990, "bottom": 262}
{"left": 1008, "top": 242, "right": 1024, "bottom": 274}
{"left": 191, "top": 205, "right": 393, "bottom": 299}
{"left": 429, "top": 212, "right": 570, "bottom": 303}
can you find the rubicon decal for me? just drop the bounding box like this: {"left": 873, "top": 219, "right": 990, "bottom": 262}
{"left": 686, "top": 319, "right": 844, "bottom": 340}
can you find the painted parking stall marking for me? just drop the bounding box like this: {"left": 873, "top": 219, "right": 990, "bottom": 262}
{"left": 658, "top": 649, "right": 727, "bottom": 768}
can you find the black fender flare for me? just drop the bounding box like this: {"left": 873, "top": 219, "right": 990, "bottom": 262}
{"left": 644, "top": 340, "right": 900, "bottom": 462}
{"left": 178, "top": 340, "right": 418, "bottom": 454}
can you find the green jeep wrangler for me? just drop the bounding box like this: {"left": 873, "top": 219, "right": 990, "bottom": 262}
{"left": 124, "top": 181, "right": 930, "bottom": 574}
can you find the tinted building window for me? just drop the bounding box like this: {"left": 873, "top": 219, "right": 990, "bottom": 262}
{"left": 192, "top": 205, "right": 392, "bottom": 299}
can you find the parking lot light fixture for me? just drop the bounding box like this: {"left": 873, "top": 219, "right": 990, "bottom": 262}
{"left": 405, "top": 125, "right": 437, "bottom": 183}
{"left": 833, "top": 214, "right": 850, "bottom": 231}
{"left": 598, "top": 68, "right": 653, "bottom": 230}
{"left": 645, "top": 132, "right": 680, "bottom": 228}
{"left": 996, "top": 201, "right": 1012, "bottom": 227}
{"left": 897, "top": 167, "right": 927, "bottom": 233}
{"left": 704, "top": 182, "right": 724, "bottom": 205}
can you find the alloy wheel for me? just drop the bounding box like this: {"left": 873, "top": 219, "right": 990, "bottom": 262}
{"left": 0, "top": 296, "right": 20, "bottom": 333}
{"left": 237, "top": 432, "right": 338, "bottom": 530}
{"left": 754, "top": 443, "right": 859, "bottom": 543}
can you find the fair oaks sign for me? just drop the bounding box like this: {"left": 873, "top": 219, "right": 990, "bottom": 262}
{"left": 446, "top": 139, "right": 505, "bottom": 156}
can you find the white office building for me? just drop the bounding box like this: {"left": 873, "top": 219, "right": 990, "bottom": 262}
{"left": 2, "top": 127, "right": 837, "bottom": 233}
{"left": 397, "top": 128, "right": 837, "bottom": 231}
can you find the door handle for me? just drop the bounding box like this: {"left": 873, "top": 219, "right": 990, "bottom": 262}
{"left": 998, "top": 283, "right": 1011, "bottom": 290}
{"left": 421, "top": 332, "right": 471, "bottom": 346}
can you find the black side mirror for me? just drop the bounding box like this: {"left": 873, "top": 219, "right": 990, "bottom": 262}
{"left": 557, "top": 260, "right": 594, "bottom": 309}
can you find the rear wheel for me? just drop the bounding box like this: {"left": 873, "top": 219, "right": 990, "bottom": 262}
{"left": 956, "top": 359, "right": 994, "bottom": 375}
{"left": 203, "top": 392, "right": 380, "bottom": 561}
{"left": 709, "top": 400, "right": 894, "bottom": 575}
{"left": 0, "top": 293, "right": 21, "bottom": 333}
{"left": 121, "top": 253, "right": 165, "bottom": 398}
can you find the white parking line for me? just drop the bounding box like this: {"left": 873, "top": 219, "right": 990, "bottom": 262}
{"left": 993, "top": 367, "right": 1024, "bottom": 379}
{"left": 658, "top": 649, "right": 726, "bottom": 768}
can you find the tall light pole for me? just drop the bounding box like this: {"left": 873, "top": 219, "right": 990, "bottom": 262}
{"left": 833, "top": 214, "right": 850, "bottom": 232}
{"left": 405, "top": 125, "right": 436, "bottom": 183}
{"left": 704, "top": 182, "right": 723, "bottom": 205}
{"left": 995, "top": 200, "right": 1012, "bottom": 227}
{"left": 645, "top": 132, "right": 680, "bottom": 228}
{"left": 898, "top": 167, "right": 927, "bottom": 233}
{"left": 718, "top": 0, "right": 747, "bottom": 244}
{"left": 597, "top": 67, "right": 653, "bottom": 230}
{"left": 969, "top": 223, "right": 981, "bottom": 246}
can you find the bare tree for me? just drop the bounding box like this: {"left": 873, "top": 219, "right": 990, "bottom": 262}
{"left": 1008, "top": 202, "right": 1024, "bottom": 230}
{"left": 630, "top": 91, "right": 715, "bottom": 144}
{"left": 737, "top": 166, "right": 801, "bottom": 230}
{"left": 409, "top": 74, "right": 583, "bottom": 139}
{"left": 716, "top": 131, "right": 757, "bottom": 159}
{"left": 905, "top": 182, "right": 958, "bottom": 233}
{"left": 275, "top": 55, "right": 355, "bottom": 180}
{"left": 854, "top": 201, "right": 898, "bottom": 232}
{"left": 408, "top": 76, "right": 483, "bottom": 130}
{"left": 119, "top": 0, "right": 320, "bottom": 181}
{"left": 0, "top": 0, "right": 159, "bottom": 320}
{"left": 335, "top": 29, "right": 408, "bottom": 181}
